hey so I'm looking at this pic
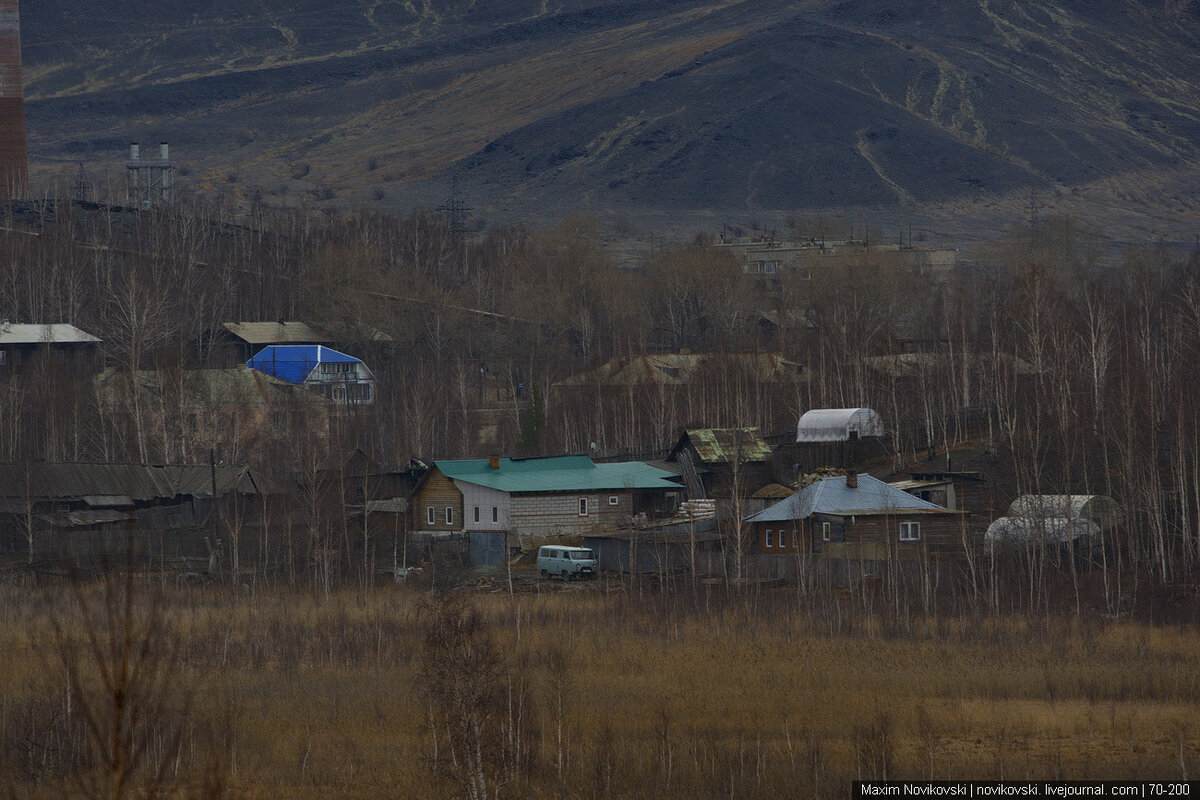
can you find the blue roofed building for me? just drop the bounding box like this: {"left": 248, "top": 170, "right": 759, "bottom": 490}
{"left": 247, "top": 345, "right": 375, "bottom": 405}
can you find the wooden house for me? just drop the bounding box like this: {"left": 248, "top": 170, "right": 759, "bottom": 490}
{"left": 0, "top": 462, "right": 270, "bottom": 571}
{"left": 743, "top": 472, "right": 968, "bottom": 581}
{"left": 0, "top": 322, "right": 100, "bottom": 376}
{"left": 666, "top": 427, "right": 774, "bottom": 499}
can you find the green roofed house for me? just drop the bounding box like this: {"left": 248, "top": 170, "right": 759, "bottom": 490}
{"left": 410, "top": 455, "right": 683, "bottom": 565}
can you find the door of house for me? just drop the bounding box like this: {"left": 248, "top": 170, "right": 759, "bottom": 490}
{"left": 469, "top": 532, "right": 506, "bottom": 566}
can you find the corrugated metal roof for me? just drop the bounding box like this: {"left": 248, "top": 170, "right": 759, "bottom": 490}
{"left": 0, "top": 323, "right": 100, "bottom": 344}
{"left": 222, "top": 321, "right": 330, "bottom": 344}
{"left": 746, "top": 474, "right": 946, "bottom": 522}
{"left": 246, "top": 345, "right": 362, "bottom": 384}
{"left": 682, "top": 428, "right": 772, "bottom": 463}
{"left": 437, "top": 455, "right": 681, "bottom": 493}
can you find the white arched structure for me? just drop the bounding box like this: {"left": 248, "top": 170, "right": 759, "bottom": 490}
{"left": 985, "top": 516, "right": 1101, "bottom": 544}
{"left": 796, "top": 407, "right": 885, "bottom": 443}
{"left": 1006, "top": 495, "right": 1123, "bottom": 531}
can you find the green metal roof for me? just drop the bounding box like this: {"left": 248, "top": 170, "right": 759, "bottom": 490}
{"left": 436, "top": 455, "right": 682, "bottom": 493}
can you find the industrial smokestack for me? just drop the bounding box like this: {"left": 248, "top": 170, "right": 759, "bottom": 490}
{"left": 0, "top": 0, "right": 28, "bottom": 199}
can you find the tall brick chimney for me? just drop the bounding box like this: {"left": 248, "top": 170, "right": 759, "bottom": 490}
{"left": 845, "top": 471, "right": 858, "bottom": 489}
{"left": 0, "top": 0, "right": 28, "bottom": 199}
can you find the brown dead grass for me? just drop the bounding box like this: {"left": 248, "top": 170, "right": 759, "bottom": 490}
{"left": 0, "top": 584, "right": 1196, "bottom": 798}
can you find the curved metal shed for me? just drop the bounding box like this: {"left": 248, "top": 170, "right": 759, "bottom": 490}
{"left": 1006, "top": 495, "right": 1122, "bottom": 531}
{"left": 985, "top": 516, "right": 1101, "bottom": 544}
{"left": 796, "top": 407, "right": 885, "bottom": 443}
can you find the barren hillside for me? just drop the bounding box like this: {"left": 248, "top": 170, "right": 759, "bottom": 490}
{"left": 20, "top": 0, "right": 1200, "bottom": 240}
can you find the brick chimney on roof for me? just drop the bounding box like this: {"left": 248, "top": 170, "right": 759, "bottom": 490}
{"left": 488, "top": 455, "right": 500, "bottom": 470}
{"left": 845, "top": 471, "right": 858, "bottom": 489}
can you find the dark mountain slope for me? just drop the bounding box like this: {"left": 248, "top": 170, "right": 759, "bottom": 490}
{"left": 20, "top": 0, "right": 1200, "bottom": 236}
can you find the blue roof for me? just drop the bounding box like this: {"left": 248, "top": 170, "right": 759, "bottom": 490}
{"left": 247, "top": 345, "right": 361, "bottom": 384}
{"left": 746, "top": 474, "right": 947, "bottom": 522}
{"left": 437, "top": 455, "right": 682, "bottom": 493}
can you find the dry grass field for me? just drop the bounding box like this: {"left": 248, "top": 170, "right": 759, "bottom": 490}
{"left": 0, "top": 581, "right": 1196, "bottom": 799}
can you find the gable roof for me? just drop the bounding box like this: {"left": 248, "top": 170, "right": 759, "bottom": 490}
{"left": 0, "top": 323, "right": 100, "bottom": 345}
{"left": 436, "top": 455, "right": 681, "bottom": 494}
{"left": 247, "top": 345, "right": 362, "bottom": 384}
{"left": 671, "top": 428, "right": 772, "bottom": 464}
{"left": 745, "top": 474, "right": 947, "bottom": 522}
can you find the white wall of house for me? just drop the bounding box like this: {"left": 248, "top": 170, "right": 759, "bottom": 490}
{"left": 453, "top": 481, "right": 511, "bottom": 532}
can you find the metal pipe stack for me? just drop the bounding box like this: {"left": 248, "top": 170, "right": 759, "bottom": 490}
{"left": 0, "top": 0, "right": 27, "bottom": 200}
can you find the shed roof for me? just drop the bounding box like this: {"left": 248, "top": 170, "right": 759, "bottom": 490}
{"left": 222, "top": 321, "right": 331, "bottom": 345}
{"left": 437, "top": 455, "right": 681, "bottom": 493}
{"left": 745, "top": 474, "right": 946, "bottom": 523}
{"left": 0, "top": 463, "right": 268, "bottom": 502}
{"left": 796, "top": 407, "right": 885, "bottom": 442}
{"left": 0, "top": 323, "right": 100, "bottom": 345}
{"left": 673, "top": 428, "right": 772, "bottom": 464}
{"left": 247, "top": 345, "right": 362, "bottom": 384}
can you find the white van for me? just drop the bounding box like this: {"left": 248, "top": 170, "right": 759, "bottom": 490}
{"left": 537, "top": 546, "right": 597, "bottom": 580}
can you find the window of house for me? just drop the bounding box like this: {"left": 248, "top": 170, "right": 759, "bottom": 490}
{"left": 426, "top": 506, "right": 435, "bottom": 525}
{"left": 800, "top": 268, "right": 812, "bottom": 280}
{"left": 473, "top": 506, "right": 480, "bottom": 523}
{"left": 492, "top": 506, "right": 498, "bottom": 523}
{"left": 764, "top": 260, "right": 779, "bottom": 274}
{"left": 765, "top": 529, "right": 773, "bottom": 548}
{"left": 578, "top": 498, "right": 588, "bottom": 516}
{"left": 821, "top": 522, "right": 831, "bottom": 541}
{"left": 0, "top": 350, "right": 6, "bottom": 365}
{"left": 445, "top": 507, "right": 454, "bottom": 525}
{"left": 899, "top": 521, "right": 921, "bottom": 541}
{"left": 792, "top": 529, "right": 798, "bottom": 548}
{"left": 608, "top": 495, "right": 619, "bottom": 506}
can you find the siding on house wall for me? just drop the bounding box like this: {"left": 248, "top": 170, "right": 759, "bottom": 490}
{"left": 750, "top": 513, "right": 969, "bottom": 561}
{"left": 454, "top": 481, "right": 511, "bottom": 532}
{"left": 510, "top": 491, "right": 630, "bottom": 538}
{"left": 411, "top": 468, "right": 463, "bottom": 533}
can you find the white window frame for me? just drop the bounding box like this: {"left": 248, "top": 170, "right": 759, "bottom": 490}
{"left": 792, "top": 529, "right": 798, "bottom": 548}
{"left": 426, "top": 506, "right": 435, "bottom": 525}
{"left": 445, "top": 506, "right": 454, "bottom": 525}
{"left": 899, "top": 521, "right": 921, "bottom": 542}
{"left": 821, "top": 521, "right": 831, "bottom": 542}
{"left": 578, "top": 497, "right": 589, "bottom": 516}
{"left": 608, "top": 495, "right": 619, "bottom": 506}
{"left": 765, "top": 529, "right": 773, "bottom": 548}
